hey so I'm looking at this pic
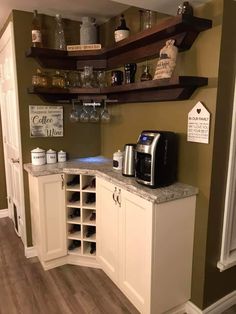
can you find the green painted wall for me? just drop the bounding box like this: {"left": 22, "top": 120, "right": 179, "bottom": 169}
{"left": 203, "top": 0, "right": 236, "bottom": 307}
{"left": 12, "top": 10, "right": 101, "bottom": 245}
{"left": 99, "top": 1, "right": 222, "bottom": 309}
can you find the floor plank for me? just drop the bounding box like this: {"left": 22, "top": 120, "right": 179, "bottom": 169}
{"left": 0, "top": 217, "right": 139, "bottom": 314}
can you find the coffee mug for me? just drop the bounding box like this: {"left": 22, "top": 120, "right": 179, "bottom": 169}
{"left": 124, "top": 63, "right": 137, "bottom": 84}
{"left": 111, "top": 70, "right": 123, "bottom": 86}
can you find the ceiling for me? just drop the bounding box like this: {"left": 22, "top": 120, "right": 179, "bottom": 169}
{"left": 0, "top": 0, "right": 211, "bottom": 32}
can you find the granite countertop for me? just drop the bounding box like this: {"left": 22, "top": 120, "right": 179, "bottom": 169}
{"left": 24, "top": 156, "right": 198, "bottom": 204}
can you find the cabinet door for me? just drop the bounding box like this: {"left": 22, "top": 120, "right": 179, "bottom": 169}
{"left": 119, "top": 188, "right": 153, "bottom": 314}
{"left": 38, "top": 174, "right": 67, "bottom": 261}
{"left": 96, "top": 178, "right": 119, "bottom": 283}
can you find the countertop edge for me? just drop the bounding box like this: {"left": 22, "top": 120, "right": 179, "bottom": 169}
{"left": 23, "top": 162, "right": 198, "bottom": 205}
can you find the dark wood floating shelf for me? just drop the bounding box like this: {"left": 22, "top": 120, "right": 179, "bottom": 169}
{"left": 27, "top": 76, "right": 208, "bottom": 103}
{"left": 26, "top": 14, "right": 212, "bottom": 70}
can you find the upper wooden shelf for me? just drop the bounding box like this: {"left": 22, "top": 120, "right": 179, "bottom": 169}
{"left": 26, "top": 14, "right": 212, "bottom": 70}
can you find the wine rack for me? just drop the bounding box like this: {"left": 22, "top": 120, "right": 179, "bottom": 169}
{"left": 66, "top": 174, "right": 96, "bottom": 257}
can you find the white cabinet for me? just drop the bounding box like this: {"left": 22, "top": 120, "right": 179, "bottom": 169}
{"left": 28, "top": 174, "right": 67, "bottom": 266}
{"left": 97, "top": 177, "right": 196, "bottom": 314}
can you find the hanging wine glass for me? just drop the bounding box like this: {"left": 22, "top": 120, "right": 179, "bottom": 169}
{"left": 69, "top": 99, "right": 79, "bottom": 123}
{"left": 90, "top": 103, "right": 100, "bottom": 123}
{"left": 80, "top": 103, "right": 90, "bottom": 123}
{"left": 100, "top": 100, "right": 111, "bottom": 123}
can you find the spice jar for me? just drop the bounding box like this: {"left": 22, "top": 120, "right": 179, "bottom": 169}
{"left": 52, "top": 70, "right": 65, "bottom": 88}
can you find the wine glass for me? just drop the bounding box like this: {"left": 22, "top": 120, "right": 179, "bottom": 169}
{"left": 100, "top": 100, "right": 111, "bottom": 123}
{"left": 90, "top": 104, "right": 100, "bottom": 123}
{"left": 80, "top": 104, "right": 90, "bottom": 123}
{"left": 69, "top": 99, "right": 79, "bottom": 123}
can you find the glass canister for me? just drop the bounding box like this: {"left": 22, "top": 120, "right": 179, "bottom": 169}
{"left": 52, "top": 71, "right": 65, "bottom": 88}
{"left": 32, "top": 69, "right": 49, "bottom": 87}
{"left": 80, "top": 17, "right": 97, "bottom": 45}
{"left": 139, "top": 10, "right": 157, "bottom": 31}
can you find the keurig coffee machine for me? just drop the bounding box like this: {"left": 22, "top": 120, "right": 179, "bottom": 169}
{"left": 135, "top": 130, "right": 178, "bottom": 188}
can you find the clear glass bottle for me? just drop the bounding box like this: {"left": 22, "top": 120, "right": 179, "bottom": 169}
{"left": 54, "top": 14, "right": 66, "bottom": 50}
{"left": 140, "top": 64, "right": 153, "bottom": 82}
{"left": 31, "top": 10, "right": 42, "bottom": 48}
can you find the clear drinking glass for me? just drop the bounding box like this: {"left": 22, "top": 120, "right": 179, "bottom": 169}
{"left": 81, "top": 66, "right": 94, "bottom": 87}
{"left": 100, "top": 101, "right": 111, "bottom": 123}
{"left": 89, "top": 105, "right": 100, "bottom": 123}
{"left": 80, "top": 104, "right": 90, "bottom": 122}
{"left": 69, "top": 99, "right": 79, "bottom": 123}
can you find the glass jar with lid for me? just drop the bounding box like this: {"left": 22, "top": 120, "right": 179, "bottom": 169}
{"left": 32, "top": 68, "right": 49, "bottom": 87}
{"left": 52, "top": 70, "right": 65, "bottom": 88}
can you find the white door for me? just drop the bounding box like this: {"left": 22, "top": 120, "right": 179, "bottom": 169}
{"left": 119, "top": 189, "right": 153, "bottom": 314}
{"left": 0, "top": 22, "right": 25, "bottom": 244}
{"left": 96, "top": 178, "right": 119, "bottom": 283}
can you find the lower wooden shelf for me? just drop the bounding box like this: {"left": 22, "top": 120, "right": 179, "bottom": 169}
{"left": 27, "top": 76, "right": 208, "bottom": 103}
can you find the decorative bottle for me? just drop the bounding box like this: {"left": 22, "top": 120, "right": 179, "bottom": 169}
{"left": 31, "top": 10, "right": 42, "bottom": 48}
{"left": 177, "top": 1, "right": 193, "bottom": 15}
{"left": 114, "top": 14, "right": 130, "bottom": 43}
{"left": 54, "top": 14, "right": 66, "bottom": 50}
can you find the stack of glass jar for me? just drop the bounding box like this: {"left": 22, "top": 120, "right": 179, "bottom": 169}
{"left": 32, "top": 67, "right": 107, "bottom": 89}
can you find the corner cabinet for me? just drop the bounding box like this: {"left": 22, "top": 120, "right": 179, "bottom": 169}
{"left": 28, "top": 174, "right": 67, "bottom": 265}
{"left": 26, "top": 14, "right": 212, "bottom": 103}
{"left": 96, "top": 177, "right": 196, "bottom": 314}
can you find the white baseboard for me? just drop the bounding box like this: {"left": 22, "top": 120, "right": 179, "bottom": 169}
{"left": 0, "top": 208, "right": 9, "bottom": 218}
{"left": 185, "top": 290, "right": 236, "bottom": 314}
{"left": 24, "top": 246, "right": 37, "bottom": 258}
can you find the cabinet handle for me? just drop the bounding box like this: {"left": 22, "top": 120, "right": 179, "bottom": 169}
{"left": 61, "top": 175, "right": 64, "bottom": 190}
{"left": 117, "top": 189, "right": 121, "bottom": 207}
{"left": 112, "top": 187, "right": 117, "bottom": 204}
{"left": 11, "top": 158, "right": 19, "bottom": 164}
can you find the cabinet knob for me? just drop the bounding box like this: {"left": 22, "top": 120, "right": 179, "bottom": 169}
{"left": 61, "top": 175, "right": 65, "bottom": 190}
{"left": 112, "top": 187, "right": 117, "bottom": 204}
{"left": 11, "top": 158, "right": 19, "bottom": 164}
{"left": 116, "top": 189, "right": 121, "bottom": 207}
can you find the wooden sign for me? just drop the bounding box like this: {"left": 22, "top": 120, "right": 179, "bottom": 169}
{"left": 187, "top": 101, "right": 210, "bottom": 144}
{"left": 29, "top": 106, "right": 63, "bottom": 137}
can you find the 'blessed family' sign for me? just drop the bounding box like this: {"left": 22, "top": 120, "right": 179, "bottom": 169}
{"left": 29, "top": 106, "right": 63, "bottom": 137}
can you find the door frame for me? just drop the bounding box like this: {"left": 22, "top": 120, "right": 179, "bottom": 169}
{"left": 0, "top": 21, "right": 27, "bottom": 246}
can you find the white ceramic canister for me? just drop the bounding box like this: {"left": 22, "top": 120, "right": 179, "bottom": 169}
{"left": 58, "top": 150, "right": 67, "bottom": 162}
{"left": 31, "top": 147, "right": 46, "bottom": 166}
{"left": 113, "top": 150, "right": 123, "bottom": 170}
{"left": 46, "top": 149, "right": 57, "bottom": 164}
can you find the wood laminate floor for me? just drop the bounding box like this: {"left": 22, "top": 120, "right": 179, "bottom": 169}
{"left": 0, "top": 217, "right": 139, "bottom": 314}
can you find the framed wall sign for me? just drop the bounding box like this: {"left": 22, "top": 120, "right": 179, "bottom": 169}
{"left": 29, "top": 105, "right": 63, "bottom": 137}
{"left": 187, "top": 101, "right": 210, "bottom": 144}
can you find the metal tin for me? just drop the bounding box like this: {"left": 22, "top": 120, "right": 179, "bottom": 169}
{"left": 46, "top": 149, "right": 57, "bottom": 164}
{"left": 58, "top": 150, "right": 66, "bottom": 162}
{"left": 31, "top": 147, "right": 46, "bottom": 166}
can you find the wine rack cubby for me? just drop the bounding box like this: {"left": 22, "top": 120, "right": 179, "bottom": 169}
{"left": 65, "top": 174, "right": 96, "bottom": 258}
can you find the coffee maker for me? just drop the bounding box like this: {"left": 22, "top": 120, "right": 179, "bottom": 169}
{"left": 135, "top": 130, "right": 178, "bottom": 188}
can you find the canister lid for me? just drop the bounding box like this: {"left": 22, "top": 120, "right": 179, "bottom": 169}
{"left": 58, "top": 150, "right": 66, "bottom": 154}
{"left": 113, "top": 150, "right": 123, "bottom": 157}
{"left": 31, "top": 147, "right": 45, "bottom": 153}
{"left": 46, "top": 149, "right": 56, "bottom": 154}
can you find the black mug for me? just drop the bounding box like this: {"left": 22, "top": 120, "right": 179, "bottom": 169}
{"left": 124, "top": 63, "right": 137, "bottom": 84}
{"left": 111, "top": 70, "right": 123, "bottom": 86}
